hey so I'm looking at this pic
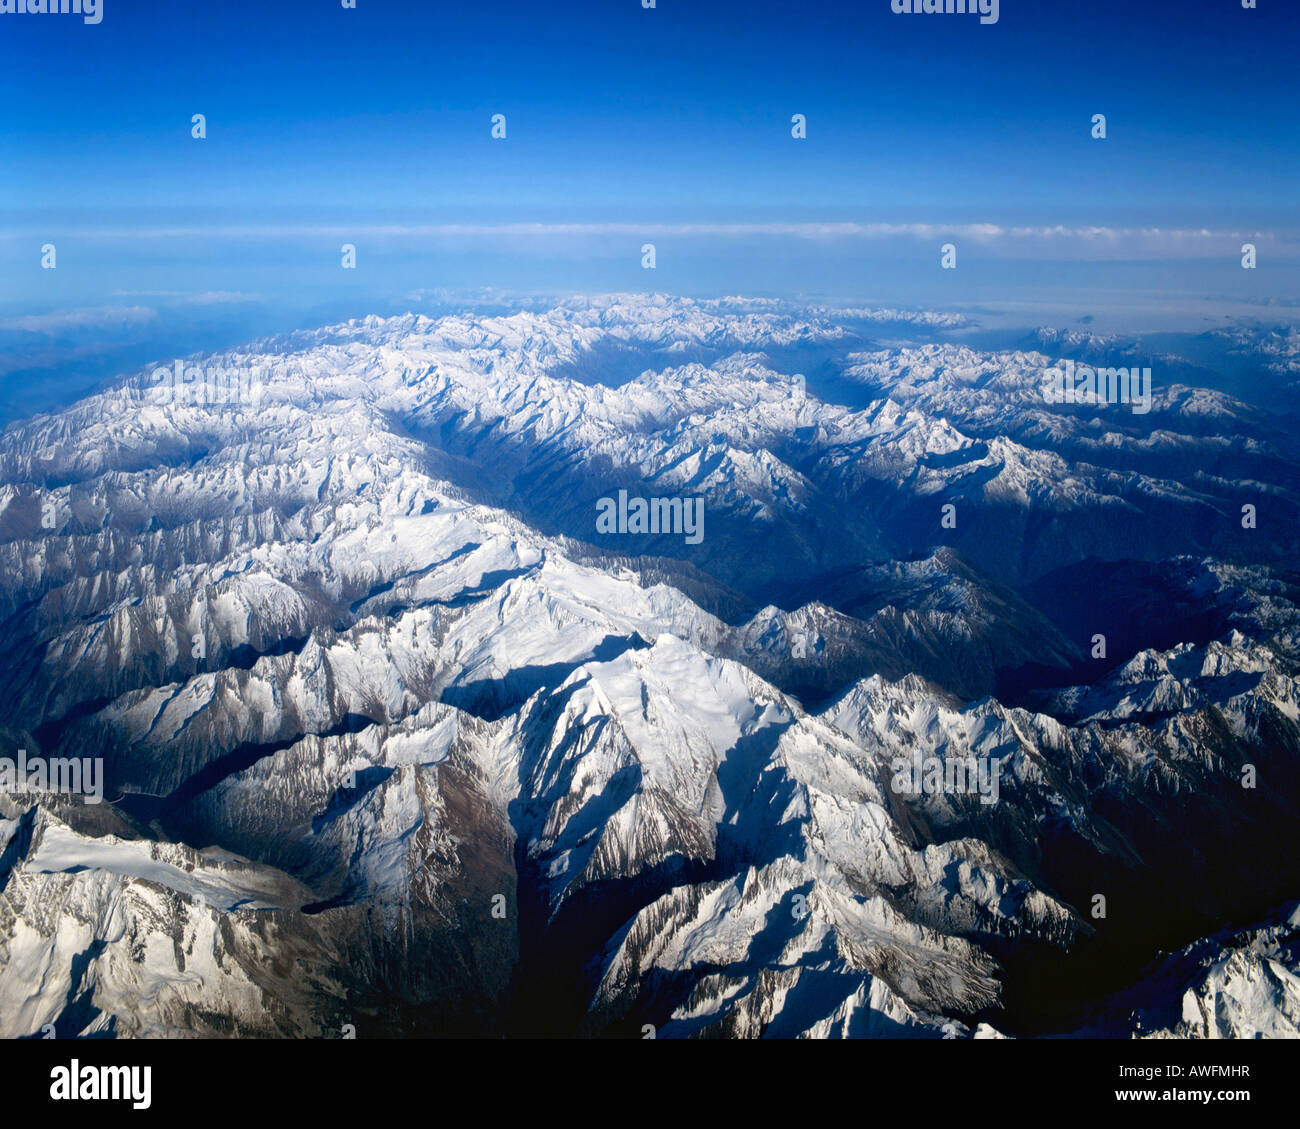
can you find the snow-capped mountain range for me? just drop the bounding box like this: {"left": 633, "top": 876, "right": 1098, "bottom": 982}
{"left": 0, "top": 294, "right": 1297, "bottom": 1038}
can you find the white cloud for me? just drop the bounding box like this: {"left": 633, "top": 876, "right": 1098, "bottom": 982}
{"left": 18, "top": 222, "right": 1287, "bottom": 260}
{"left": 0, "top": 305, "right": 158, "bottom": 333}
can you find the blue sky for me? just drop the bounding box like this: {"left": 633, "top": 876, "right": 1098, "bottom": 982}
{"left": 1, "top": 0, "right": 1298, "bottom": 314}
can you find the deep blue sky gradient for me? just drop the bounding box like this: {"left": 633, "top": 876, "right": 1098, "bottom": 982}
{"left": 1, "top": 0, "right": 1298, "bottom": 313}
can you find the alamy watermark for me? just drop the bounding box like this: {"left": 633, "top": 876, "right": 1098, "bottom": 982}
{"left": 50, "top": 1061, "right": 150, "bottom": 1110}
{"left": 890, "top": 751, "right": 1002, "bottom": 805}
{"left": 595, "top": 489, "right": 704, "bottom": 545}
{"left": 1042, "top": 360, "right": 1153, "bottom": 415}
{"left": 0, "top": 0, "right": 102, "bottom": 23}
{"left": 891, "top": 0, "right": 999, "bottom": 25}
{"left": 0, "top": 748, "right": 104, "bottom": 805}
{"left": 144, "top": 359, "right": 270, "bottom": 407}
